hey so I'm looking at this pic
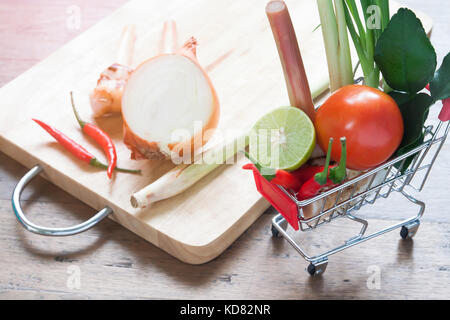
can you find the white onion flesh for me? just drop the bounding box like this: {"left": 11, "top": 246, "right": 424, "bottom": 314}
{"left": 122, "top": 54, "right": 219, "bottom": 160}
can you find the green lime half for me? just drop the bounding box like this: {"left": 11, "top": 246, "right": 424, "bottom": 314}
{"left": 249, "top": 106, "right": 315, "bottom": 171}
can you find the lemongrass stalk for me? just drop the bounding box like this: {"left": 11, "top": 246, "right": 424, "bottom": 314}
{"left": 266, "top": 0, "right": 316, "bottom": 121}
{"left": 317, "top": 0, "right": 353, "bottom": 92}
{"left": 334, "top": 0, "right": 354, "bottom": 87}
{"left": 317, "top": 0, "right": 341, "bottom": 92}
{"left": 130, "top": 134, "right": 249, "bottom": 208}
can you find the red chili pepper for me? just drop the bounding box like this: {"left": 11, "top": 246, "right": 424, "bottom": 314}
{"left": 242, "top": 163, "right": 255, "bottom": 171}
{"left": 297, "top": 176, "right": 335, "bottom": 200}
{"left": 242, "top": 152, "right": 302, "bottom": 191}
{"left": 70, "top": 92, "right": 117, "bottom": 179}
{"left": 270, "top": 168, "right": 302, "bottom": 190}
{"left": 296, "top": 137, "right": 347, "bottom": 201}
{"left": 290, "top": 165, "right": 326, "bottom": 186}
{"left": 243, "top": 163, "right": 301, "bottom": 190}
{"left": 32, "top": 119, "right": 140, "bottom": 175}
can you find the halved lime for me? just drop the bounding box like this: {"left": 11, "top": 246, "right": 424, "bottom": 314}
{"left": 248, "top": 106, "right": 315, "bottom": 171}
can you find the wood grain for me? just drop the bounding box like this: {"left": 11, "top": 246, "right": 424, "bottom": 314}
{"left": 0, "top": 0, "right": 340, "bottom": 264}
{"left": 0, "top": 0, "right": 449, "bottom": 299}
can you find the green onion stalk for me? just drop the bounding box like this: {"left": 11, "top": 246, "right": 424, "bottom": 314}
{"left": 342, "top": 0, "right": 390, "bottom": 89}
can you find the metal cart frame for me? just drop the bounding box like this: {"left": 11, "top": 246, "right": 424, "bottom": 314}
{"left": 269, "top": 119, "right": 449, "bottom": 276}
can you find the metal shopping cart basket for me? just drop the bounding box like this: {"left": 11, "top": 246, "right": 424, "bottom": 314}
{"left": 247, "top": 109, "right": 449, "bottom": 276}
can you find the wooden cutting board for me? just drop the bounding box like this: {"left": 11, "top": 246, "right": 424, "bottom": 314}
{"left": 0, "top": 0, "right": 431, "bottom": 264}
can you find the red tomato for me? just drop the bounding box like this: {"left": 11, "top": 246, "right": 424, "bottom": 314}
{"left": 314, "top": 85, "right": 404, "bottom": 170}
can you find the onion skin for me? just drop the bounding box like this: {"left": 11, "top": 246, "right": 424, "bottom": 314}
{"left": 90, "top": 64, "right": 133, "bottom": 117}
{"left": 123, "top": 120, "right": 167, "bottom": 160}
{"left": 122, "top": 37, "right": 220, "bottom": 160}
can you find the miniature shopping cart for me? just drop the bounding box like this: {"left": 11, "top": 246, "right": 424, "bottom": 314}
{"left": 248, "top": 112, "right": 449, "bottom": 276}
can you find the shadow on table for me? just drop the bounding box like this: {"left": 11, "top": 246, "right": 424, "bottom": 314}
{"left": 0, "top": 151, "right": 242, "bottom": 287}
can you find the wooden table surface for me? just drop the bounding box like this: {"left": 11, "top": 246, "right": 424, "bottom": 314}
{"left": 0, "top": 0, "right": 449, "bottom": 300}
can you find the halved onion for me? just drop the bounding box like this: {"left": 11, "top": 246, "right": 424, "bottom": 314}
{"left": 122, "top": 37, "right": 220, "bottom": 160}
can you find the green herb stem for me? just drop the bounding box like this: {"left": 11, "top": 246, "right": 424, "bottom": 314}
{"left": 343, "top": 0, "right": 389, "bottom": 88}
{"left": 329, "top": 137, "right": 347, "bottom": 184}
{"left": 314, "top": 137, "right": 333, "bottom": 185}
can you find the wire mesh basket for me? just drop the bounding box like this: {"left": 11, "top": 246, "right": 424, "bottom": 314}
{"left": 248, "top": 115, "right": 449, "bottom": 276}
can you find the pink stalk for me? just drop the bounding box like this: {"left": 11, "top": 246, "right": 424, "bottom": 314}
{"left": 266, "top": 0, "right": 315, "bottom": 121}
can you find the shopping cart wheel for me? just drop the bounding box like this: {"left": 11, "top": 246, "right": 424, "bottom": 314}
{"left": 271, "top": 225, "right": 281, "bottom": 238}
{"left": 271, "top": 214, "right": 287, "bottom": 238}
{"left": 400, "top": 220, "right": 420, "bottom": 239}
{"left": 307, "top": 259, "right": 328, "bottom": 276}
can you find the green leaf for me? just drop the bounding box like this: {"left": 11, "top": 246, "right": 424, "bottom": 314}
{"left": 389, "top": 90, "right": 411, "bottom": 107}
{"left": 395, "top": 132, "right": 424, "bottom": 174}
{"left": 390, "top": 92, "right": 433, "bottom": 150}
{"left": 374, "top": 8, "right": 436, "bottom": 94}
{"left": 390, "top": 92, "right": 432, "bottom": 173}
{"left": 430, "top": 52, "right": 450, "bottom": 101}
